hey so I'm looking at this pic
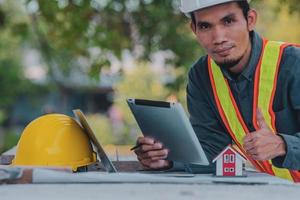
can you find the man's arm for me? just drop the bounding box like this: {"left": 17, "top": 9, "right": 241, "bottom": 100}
{"left": 272, "top": 47, "right": 300, "bottom": 170}
{"left": 272, "top": 133, "right": 300, "bottom": 169}
{"left": 270, "top": 109, "right": 300, "bottom": 170}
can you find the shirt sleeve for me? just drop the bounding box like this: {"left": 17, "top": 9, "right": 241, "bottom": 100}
{"left": 272, "top": 46, "right": 300, "bottom": 169}
{"left": 273, "top": 133, "right": 300, "bottom": 169}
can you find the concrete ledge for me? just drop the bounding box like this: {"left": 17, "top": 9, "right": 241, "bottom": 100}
{"left": 0, "top": 153, "right": 142, "bottom": 173}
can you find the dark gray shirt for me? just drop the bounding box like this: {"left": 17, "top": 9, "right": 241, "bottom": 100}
{"left": 176, "top": 32, "right": 300, "bottom": 173}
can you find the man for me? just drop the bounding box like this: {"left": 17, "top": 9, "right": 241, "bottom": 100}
{"left": 134, "top": 0, "right": 300, "bottom": 182}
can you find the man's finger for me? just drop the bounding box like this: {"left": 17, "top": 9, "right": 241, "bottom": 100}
{"left": 245, "top": 146, "right": 259, "bottom": 156}
{"left": 149, "top": 160, "right": 170, "bottom": 169}
{"left": 256, "top": 108, "right": 269, "bottom": 129}
{"left": 134, "top": 143, "right": 163, "bottom": 154}
{"left": 140, "top": 158, "right": 153, "bottom": 168}
{"left": 139, "top": 149, "right": 169, "bottom": 160}
{"left": 243, "top": 134, "right": 253, "bottom": 143}
{"left": 150, "top": 155, "right": 168, "bottom": 161}
{"left": 243, "top": 131, "right": 259, "bottom": 143}
{"left": 137, "top": 136, "right": 155, "bottom": 145}
{"left": 243, "top": 141, "right": 255, "bottom": 152}
{"left": 140, "top": 159, "right": 170, "bottom": 169}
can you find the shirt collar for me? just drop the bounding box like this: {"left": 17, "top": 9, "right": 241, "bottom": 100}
{"left": 221, "top": 31, "right": 263, "bottom": 81}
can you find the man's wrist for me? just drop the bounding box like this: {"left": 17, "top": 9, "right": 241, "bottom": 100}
{"left": 276, "top": 134, "right": 287, "bottom": 157}
{"left": 162, "top": 160, "right": 173, "bottom": 170}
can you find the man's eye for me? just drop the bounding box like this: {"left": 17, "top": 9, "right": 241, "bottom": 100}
{"left": 198, "top": 24, "right": 210, "bottom": 30}
{"left": 224, "top": 18, "right": 234, "bottom": 25}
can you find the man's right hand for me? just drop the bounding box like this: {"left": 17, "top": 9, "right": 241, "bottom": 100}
{"left": 134, "top": 136, "right": 171, "bottom": 170}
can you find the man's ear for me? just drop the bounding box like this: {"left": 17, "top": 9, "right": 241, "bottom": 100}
{"left": 247, "top": 9, "right": 257, "bottom": 32}
{"left": 190, "top": 21, "right": 197, "bottom": 35}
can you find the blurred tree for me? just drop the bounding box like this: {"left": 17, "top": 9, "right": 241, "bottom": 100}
{"left": 0, "top": 1, "right": 36, "bottom": 126}
{"left": 24, "top": 0, "right": 203, "bottom": 86}
{"left": 10, "top": 0, "right": 300, "bottom": 90}
{"left": 279, "top": 0, "right": 300, "bottom": 15}
{"left": 254, "top": 0, "right": 300, "bottom": 43}
{"left": 86, "top": 113, "right": 114, "bottom": 144}
{"left": 0, "top": 1, "right": 34, "bottom": 153}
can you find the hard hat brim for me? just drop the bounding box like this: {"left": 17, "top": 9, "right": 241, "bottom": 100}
{"left": 180, "top": 0, "right": 251, "bottom": 18}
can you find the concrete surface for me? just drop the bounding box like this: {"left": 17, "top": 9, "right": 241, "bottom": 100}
{"left": 30, "top": 169, "right": 293, "bottom": 185}
{"left": 2, "top": 147, "right": 300, "bottom": 200}
{"left": 1, "top": 184, "right": 300, "bottom": 200}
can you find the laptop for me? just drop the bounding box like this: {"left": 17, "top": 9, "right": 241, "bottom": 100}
{"left": 73, "top": 109, "right": 117, "bottom": 173}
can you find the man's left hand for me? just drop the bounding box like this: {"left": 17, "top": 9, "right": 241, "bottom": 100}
{"left": 243, "top": 109, "right": 286, "bottom": 161}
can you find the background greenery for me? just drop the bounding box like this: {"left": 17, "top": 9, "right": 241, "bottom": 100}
{"left": 1, "top": 0, "right": 300, "bottom": 154}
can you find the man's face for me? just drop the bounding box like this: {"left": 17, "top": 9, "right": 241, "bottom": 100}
{"left": 191, "top": 2, "right": 256, "bottom": 70}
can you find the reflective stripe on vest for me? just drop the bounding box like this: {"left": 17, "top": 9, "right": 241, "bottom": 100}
{"left": 208, "top": 40, "right": 300, "bottom": 182}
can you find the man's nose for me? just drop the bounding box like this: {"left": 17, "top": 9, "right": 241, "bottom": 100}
{"left": 212, "top": 26, "right": 227, "bottom": 45}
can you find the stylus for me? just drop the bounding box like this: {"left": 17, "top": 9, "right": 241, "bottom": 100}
{"left": 130, "top": 144, "right": 142, "bottom": 151}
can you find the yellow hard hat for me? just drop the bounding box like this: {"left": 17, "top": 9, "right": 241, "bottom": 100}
{"left": 12, "top": 114, "right": 97, "bottom": 171}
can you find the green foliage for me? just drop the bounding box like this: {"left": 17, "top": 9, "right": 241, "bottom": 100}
{"left": 85, "top": 113, "right": 114, "bottom": 145}
{"left": 21, "top": 0, "right": 299, "bottom": 83}
{"left": 279, "top": 0, "right": 300, "bottom": 15}
{"left": 0, "top": 111, "right": 5, "bottom": 125}
{"left": 24, "top": 0, "right": 202, "bottom": 83}
{"left": 114, "top": 63, "right": 169, "bottom": 123}
{"left": 114, "top": 63, "right": 170, "bottom": 143}
{"left": 0, "top": 61, "right": 23, "bottom": 108}
{"left": 0, "top": 131, "right": 20, "bottom": 154}
{"left": 0, "top": 1, "right": 35, "bottom": 122}
{"left": 254, "top": 0, "right": 300, "bottom": 43}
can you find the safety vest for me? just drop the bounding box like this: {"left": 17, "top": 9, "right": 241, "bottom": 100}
{"left": 208, "top": 39, "right": 300, "bottom": 182}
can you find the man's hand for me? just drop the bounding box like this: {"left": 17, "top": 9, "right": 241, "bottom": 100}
{"left": 134, "top": 136, "right": 171, "bottom": 170}
{"left": 243, "top": 109, "right": 286, "bottom": 160}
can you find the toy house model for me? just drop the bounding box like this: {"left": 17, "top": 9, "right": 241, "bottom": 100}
{"left": 212, "top": 145, "right": 246, "bottom": 177}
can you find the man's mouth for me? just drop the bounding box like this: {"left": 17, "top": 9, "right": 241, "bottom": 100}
{"left": 213, "top": 46, "right": 234, "bottom": 57}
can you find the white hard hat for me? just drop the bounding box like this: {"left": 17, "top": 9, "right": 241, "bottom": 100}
{"left": 180, "top": 0, "right": 251, "bottom": 17}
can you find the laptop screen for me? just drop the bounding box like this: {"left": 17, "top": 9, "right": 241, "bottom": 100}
{"left": 73, "top": 109, "right": 117, "bottom": 173}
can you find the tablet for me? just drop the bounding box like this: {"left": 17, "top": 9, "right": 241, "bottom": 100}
{"left": 127, "top": 98, "right": 209, "bottom": 165}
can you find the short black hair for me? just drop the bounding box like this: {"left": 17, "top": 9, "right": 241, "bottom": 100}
{"left": 191, "top": 1, "right": 250, "bottom": 25}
